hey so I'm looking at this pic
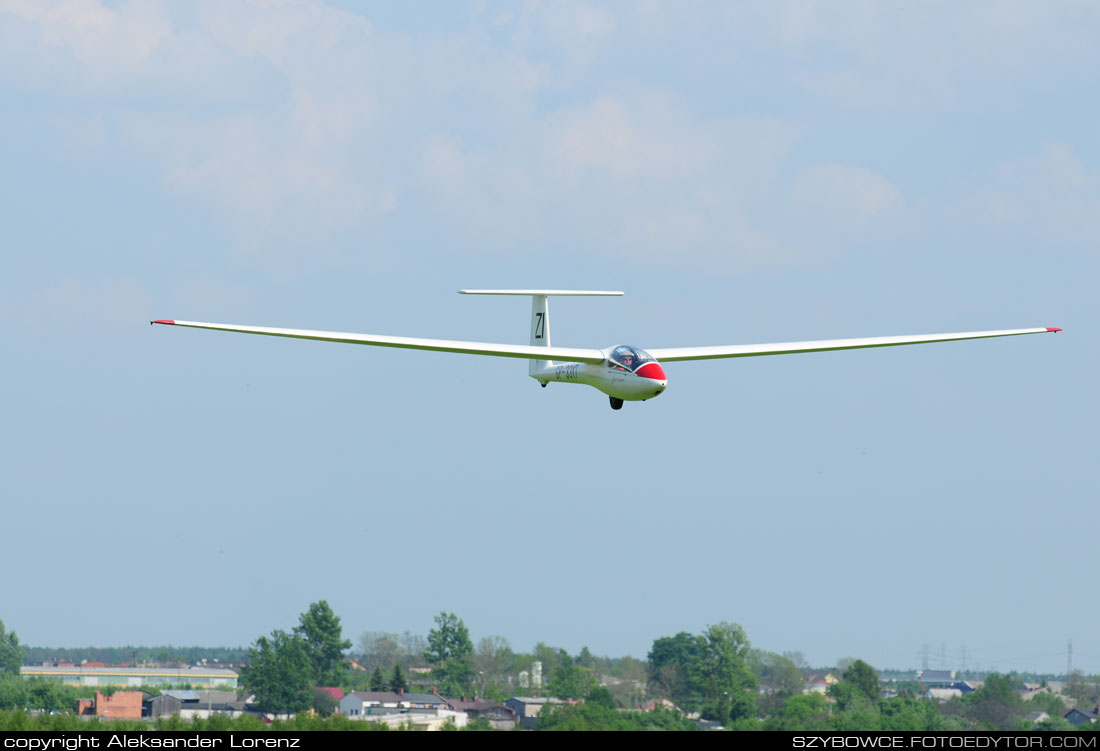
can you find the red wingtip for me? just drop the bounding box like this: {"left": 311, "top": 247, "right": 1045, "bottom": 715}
{"left": 1046, "top": 327, "right": 1062, "bottom": 332}
{"left": 151, "top": 319, "right": 176, "bottom": 325}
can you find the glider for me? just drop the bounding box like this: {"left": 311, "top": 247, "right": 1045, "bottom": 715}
{"left": 152, "top": 290, "right": 1060, "bottom": 410}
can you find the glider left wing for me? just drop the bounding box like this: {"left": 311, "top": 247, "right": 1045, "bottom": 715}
{"left": 647, "top": 327, "right": 1061, "bottom": 363}
{"left": 150, "top": 320, "right": 607, "bottom": 364}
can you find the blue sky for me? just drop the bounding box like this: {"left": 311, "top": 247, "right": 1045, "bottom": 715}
{"left": 1, "top": 0, "right": 1097, "bottom": 674}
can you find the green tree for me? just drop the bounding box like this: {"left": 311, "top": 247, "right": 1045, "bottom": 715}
{"left": 828, "top": 680, "right": 866, "bottom": 713}
{"left": 358, "top": 632, "right": 403, "bottom": 674}
{"left": 0, "top": 621, "right": 22, "bottom": 675}
{"left": 312, "top": 687, "right": 337, "bottom": 717}
{"left": 964, "top": 673, "right": 1023, "bottom": 730}
{"left": 587, "top": 685, "right": 616, "bottom": 710}
{"left": 1026, "top": 689, "right": 1065, "bottom": 717}
{"left": 750, "top": 650, "right": 805, "bottom": 716}
{"left": 1064, "top": 671, "right": 1099, "bottom": 708}
{"left": 697, "top": 622, "right": 757, "bottom": 723}
{"left": 647, "top": 631, "right": 704, "bottom": 712}
{"left": 877, "top": 695, "right": 943, "bottom": 731}
{"left": 829, "top": 694, "right": 882, "bottom": 732}
{"left": 294, "top": 600, "right": 351, "bottom": 686}
{"left": 532, "top": 642, "right": 565, "bottom": 687}
{"left": 474, "top": 636, "right": 514, "bottom": 702}
{"left": 764, "top": 693, "right": 831, "bottom": 731}
{"left": 425, "top": 612, "right": 474, "bottom": 697}
{"left": 841, "top": 659, "right": 881, "bottom": 702}
{"left": 549, "top": 649, "right": 598, "bottom": 699}
{"left": 240, "top": 630, "right": 314, "bottom": 715}
{"left": 370, "top": 666, "right": 386, "bottom": 691}
{"left": 0, "top": 675, "right": 28, "bottom": 710}
{"left": 390, "top": 664, "right": 407, "bottom": 693}
{"left": 538, "top": 702, "right": 698, "bottom": 731}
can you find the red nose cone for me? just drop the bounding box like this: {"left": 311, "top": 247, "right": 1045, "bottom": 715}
{"left": 636, "top": 362, "right": 666, "bottom": 381}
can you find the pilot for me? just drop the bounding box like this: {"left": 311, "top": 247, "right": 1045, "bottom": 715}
{"left": 618, "top": 352, "right": 635, "bottom": 371}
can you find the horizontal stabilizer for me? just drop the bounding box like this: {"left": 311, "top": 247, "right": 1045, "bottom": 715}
{"left": 458, "top": 290, "right": 623, "bottom": 296}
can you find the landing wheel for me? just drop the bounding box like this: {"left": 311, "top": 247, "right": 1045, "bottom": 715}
{"left": 540, "top": 382, "right": 547, "bottom": 388}
{"left": 609, "top": 397, "right": 624, "bottom": 410}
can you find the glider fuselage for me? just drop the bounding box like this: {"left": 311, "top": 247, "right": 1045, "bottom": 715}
{"left": 533, "top": 345, "right": 667, "bottom": 402}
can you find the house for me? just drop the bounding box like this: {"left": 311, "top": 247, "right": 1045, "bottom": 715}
{"left": 504, "top": 697, "right": 568, "bottom": 730}
{"left": 339, "top": 691, "right": 407, "bottom": 718}
{"left": 804, "top": 672, "right": 839, "bottom": 694}
{"left": 917, "top": 670, "right": 956, "bottom": 688}
{"left": 403, "top": 692, "right": 449, "bottom": 711}
{"left": 171, "top": 690, "right": 256, "bottom": 720}
{"left": 445, "top": 698, "right": 517, "bottom": 730}
{"left": 639, "top": 698, "right": 680, "bottom": 712}
{"left": 1065, "top": 708, "right": 1099, "bottom": 727}
{"left": 352, "top": 708, "right": 468, "bottom": 730}
{"left": 143, "top": 693, "right": 182, "bottom": 719}
{"left": 316, "top": 687, "right": 345, "bottom": 703}
{"left": 337, "top": 690, "right": 467, "bottom": 729}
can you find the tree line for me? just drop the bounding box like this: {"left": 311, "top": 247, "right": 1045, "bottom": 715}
{"left": 5, "top": 612, "right": 1100, "bottom": 731}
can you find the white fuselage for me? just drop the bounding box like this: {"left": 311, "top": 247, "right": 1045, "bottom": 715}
{"left": 531, "top": 348, "right": 668, "bottom": 402}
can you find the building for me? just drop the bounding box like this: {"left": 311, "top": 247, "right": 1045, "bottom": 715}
{"left": 403, "top": 693, "right": 449, "bottom": 711}
{"left": 94, "top": 691, "right": 143, "bottom": 720}
{"left": 170, "top": 691, "right": 255, "bottom": 720}
{"left": 339, "top": 690, "right": 406, "bottom": 718}
{"left": 504, "top": 697, "right": 568, "bottom": 730}
{"left": 445, "top": 698, "right": 517, "bottom": 730}
{"left": 917, "top": 670, "right": 956, "bottom": 688}
{"left": 804, "top": 672, "right": 839, "bottom": 694}
{"left": 925, "top": 688, "right": 963, "bottom": 702}
{"left": 21, "top": 665, "right": 238, "bottom": 688}
{"left": 337, "top": 690, "right": 466, "bottom": 730}
{"left": 143, "top": 694, "right": 183, "bottom": 719}
{"left": 1065, "top": 708, "right": 1099, "bottom": 727}
{"left": 316, "top": 687, "right": 345, "bottom": 703}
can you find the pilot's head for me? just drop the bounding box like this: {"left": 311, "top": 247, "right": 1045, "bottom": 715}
{"left": 621, "top": 353, "right": 634, "bottom": 366}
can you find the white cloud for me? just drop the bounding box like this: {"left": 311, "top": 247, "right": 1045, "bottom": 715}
{"left": 790, "top": 163, "right": 904, "bottom": 227}
{"left": 981, "top": 143, "right": 1100, "bottom": 252}
{"left": 547, "top": 95, "right": 702, "bottom": 183}
{"left": 4, "top": 0, "right": 1090, "bottom": 276}
{"left": 7, "top": 0, "right": 170, "bottom": 66}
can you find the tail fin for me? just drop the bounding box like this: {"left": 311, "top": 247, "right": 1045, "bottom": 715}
{"left": 529, "top": 294, "right": 550, "bottom": 376}
{"left": 457, "top": 290, "right": 623, "bottom": 378}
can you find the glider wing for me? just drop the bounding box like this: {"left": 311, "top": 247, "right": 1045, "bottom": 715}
{"left": 151, "top": 320, "right": 607, "bottom": 364}
{"left": 647, "top": 327, "right": 1061, "bottom": 363}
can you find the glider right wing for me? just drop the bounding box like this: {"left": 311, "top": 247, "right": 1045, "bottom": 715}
{"left": 647, "top": 327, "right": 1062, "bottom": 363}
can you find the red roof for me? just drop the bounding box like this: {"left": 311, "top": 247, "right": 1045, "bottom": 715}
{"left": 316, "top": 686, "right": 345, "bottom": 701}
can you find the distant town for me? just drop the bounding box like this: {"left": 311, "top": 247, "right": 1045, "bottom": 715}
{"left": 2, "top": 607, "right": 1097, "bottom": 731}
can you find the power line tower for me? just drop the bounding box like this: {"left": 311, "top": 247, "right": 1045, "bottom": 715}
{"left": 1067, "top": 639, "right": 1073, "bottom": 678}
